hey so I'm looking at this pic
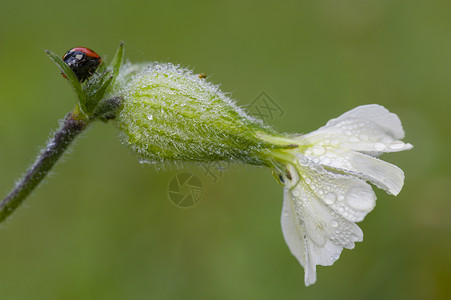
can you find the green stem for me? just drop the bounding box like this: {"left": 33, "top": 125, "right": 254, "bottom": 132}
{"left": 0, "top": 110, "right": 90, "bottom": 222}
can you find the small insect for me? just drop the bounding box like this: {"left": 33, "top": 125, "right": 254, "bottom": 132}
{"left": 62, "top": 47, "right": 102, "bottom": 82}
{"left": 198, "top": 73, "right": 207, "bottom": 79}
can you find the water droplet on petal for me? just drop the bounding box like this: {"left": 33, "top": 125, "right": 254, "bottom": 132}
{"left": 331, "top": 220, "right": 338, "bottom": 228}
{"left": 324, "top": 193, "right": 336, "bottom": 205}
{"left": 322, "top": 158, "right": 330, "bottom": 165}
{"left": 389, "top": 141, "right": 406, "bottom": 150}
{"left": 312, "top": 145, "right": 325, "bottom": 155}
{"left": 374, "top": 142, "right": 386, "bottom": 151}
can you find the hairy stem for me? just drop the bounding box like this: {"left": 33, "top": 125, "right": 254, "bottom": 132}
{"left": 0, "top": 111, "right": 89, "bottom": 223}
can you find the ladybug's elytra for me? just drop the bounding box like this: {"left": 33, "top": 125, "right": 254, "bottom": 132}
{"left": 62, "top": 47, "right": 102, "bottom": 82}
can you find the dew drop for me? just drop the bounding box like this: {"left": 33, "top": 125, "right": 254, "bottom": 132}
{"left": 147, "top": 115, "right": 153, "bottom": 120}
{"left": 389, "top": 141, "right": 406, "bottom": 150}
{"left": 322, "top": 158, "right": 331, "bottom": 165}
{"left": 324, "top": 193, "right": 336, "bottom": 205}
{"left": 330, "top": 254, "right": 340, "bottom": 261}
{"left": 374, "top": 142, "right": 386, "bottom": 151}
{"left": 312, "top": 145, "right": 325, "bottom": 155}
{"left": 331, "top": 220, "right": 338, "bottom": 228}
{"left": 326, "top": 152, "right": 337, "bottom": 158}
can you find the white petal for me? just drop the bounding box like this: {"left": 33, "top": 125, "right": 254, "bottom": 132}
{"left": 325, "top": 104, "right": 406, "bottom": 140}
{"left": 302, "top": 148, "right": 405, "bottom": 195}
{"left": 300, "top": 104, "right": 413, "bottom": 155}
{"left": 295, "top": 155, "right": 376, "bottom": 222}
{"left": 279, "top": 105, "right": 412, "bottom": 286}
{"left": 281, "top": 188, "right": 311, "bottom": 283}
{"left": 281, "top": 160, "right": 365, "bottom": 286}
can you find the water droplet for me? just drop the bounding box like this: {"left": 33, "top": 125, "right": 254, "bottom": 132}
{"left": 331, "top": 220, "right": 338, "bottom": 228}
{"left": 324, "top": 193, "right": 336, "bottom": 205}
{"left": 147, "top": 115, "right": 153, "bottom": 120}
{"left": 389, "top": 141, "right": 406, "bottom": 150}
{"left": 312, "top": 145, "right": 325, "bottom": 155}
{"left": 374, "top": 142, "right": 386, "bottom": 151}
{"left": 322, "top": 158, "right": 331, "bottom": 165}
{"left": 326, "top": 152, "right": 337, "bottom": 158}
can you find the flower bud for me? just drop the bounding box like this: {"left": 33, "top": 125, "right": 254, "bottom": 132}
{"left": 115, "top": 63, "right": 284, "bottom": 165}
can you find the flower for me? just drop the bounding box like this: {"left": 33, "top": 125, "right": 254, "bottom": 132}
{"left": 113, "top": 62, "right": 412, "bottom": 286}
{"left": 262, "top": 105, "right": 413, "bottom": 286}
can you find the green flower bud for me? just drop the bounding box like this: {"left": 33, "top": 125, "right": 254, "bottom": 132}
{"left": 115, "top": 63, "right": 286, "bottom": 165}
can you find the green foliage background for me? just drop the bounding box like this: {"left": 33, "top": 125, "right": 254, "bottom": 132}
{"left": 0, "top": 0, "right": 449, "bottom": 299}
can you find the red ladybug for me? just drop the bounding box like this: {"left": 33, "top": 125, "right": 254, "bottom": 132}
{"left": 62, "top": 47, "right": 102, "bottom": 82}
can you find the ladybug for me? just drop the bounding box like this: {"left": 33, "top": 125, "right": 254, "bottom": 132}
{"left": 62, "top": 47, "right": 102, "bottom": 82}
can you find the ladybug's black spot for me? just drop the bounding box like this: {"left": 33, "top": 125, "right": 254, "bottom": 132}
{"left": 62, "top": 49, "right": 101, "bottom": 82}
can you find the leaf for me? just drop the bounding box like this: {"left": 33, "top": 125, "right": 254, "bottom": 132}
{"left": 83, "top": 42, "right": 124, "bottom": 114}
{"left": 92, "top": 73, "right": 114, "bottom": 105}
{"left": 109, "top": 41, "right": 124, "bottom": 82}
{"left": 45, "top": 50, "right": 87, "bottom": 112}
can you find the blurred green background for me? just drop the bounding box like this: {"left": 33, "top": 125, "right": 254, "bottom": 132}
{"left": 0, "top": 0, "right": 450, "bottom": 299}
